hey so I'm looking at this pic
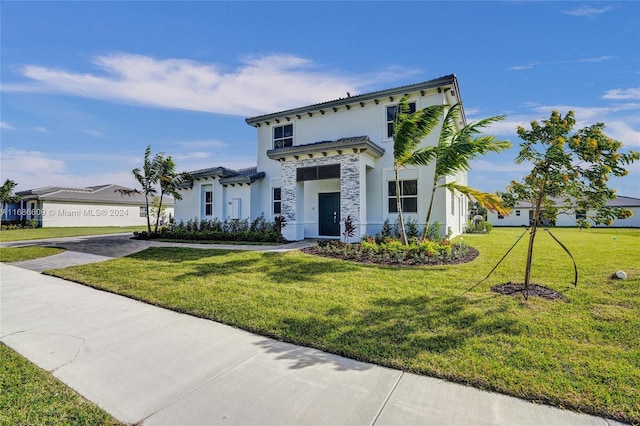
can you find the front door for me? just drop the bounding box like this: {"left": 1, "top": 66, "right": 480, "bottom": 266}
{"left": 318, "top": 192, "right": 340, "bottom": 236}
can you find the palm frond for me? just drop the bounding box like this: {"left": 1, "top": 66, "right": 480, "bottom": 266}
{"left": 393, "top": 102, "right": 445, "bottom": 162}
{"left": 444, "top": 182, "right": 511, "bottom": 215}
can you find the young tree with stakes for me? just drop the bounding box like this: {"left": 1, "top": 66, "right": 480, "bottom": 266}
{"left": 508, "top": 110, "right": 639, "bottom": 296}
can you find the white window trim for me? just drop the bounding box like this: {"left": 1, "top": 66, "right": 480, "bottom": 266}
{"left": 273, "top": 123, "right": 294, "bottom": 149}
{"left": 387, "top": 179, "right": 418, "bottom": 214}
{"left": 384, "top": 100, "right": 418, "bottom": 142}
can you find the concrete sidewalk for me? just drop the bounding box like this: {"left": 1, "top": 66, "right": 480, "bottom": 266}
{"left": 0, "top": 265, "right": 622, "bottom": 425}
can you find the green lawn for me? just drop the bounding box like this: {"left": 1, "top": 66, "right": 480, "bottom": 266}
{"left": 47, "top": 228, "right": 640, "bottom": 423}
{"left": 0, "top": 226, "right": 147, "bottom": 242}
{"left": 0, "top": 343, "right": 122, "bottom": 425}
{"left": 0, "top": 246, "right": 65, "bottom": 262}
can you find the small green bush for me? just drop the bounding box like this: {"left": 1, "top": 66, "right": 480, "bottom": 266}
{"left": 134, "top": 215, "right": 286, "bottom": 243}
{"left": 313, "top": 236, "right": 472, "bottom": 265}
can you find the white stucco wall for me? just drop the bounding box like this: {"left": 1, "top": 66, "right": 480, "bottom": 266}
{"left": 174, "top": 177, "right": 262, "bottom": 224}
{"left": 38, "top": 201, "right": 173, "bottom": 227}
{"left": 489, "top": 206, "right": 640, "bottom": 228}
{"left": 252, "top": 88, "right": 467, "bottom": 239}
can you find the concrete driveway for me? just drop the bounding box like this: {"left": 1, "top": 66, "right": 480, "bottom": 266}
{"left": 2, "top": 232, "right": 315, "bottom": 271}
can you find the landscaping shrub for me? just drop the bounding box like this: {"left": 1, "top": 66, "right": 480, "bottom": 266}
{"left": 308, "top": 235, "right": 474, "bottom": 266}
{"left": 133, "top": 215, "right": 286, "bottom": 243}
{"left": 466, "top": 219, "right": 493, "bottom": 234}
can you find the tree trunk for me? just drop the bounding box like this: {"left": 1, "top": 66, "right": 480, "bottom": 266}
{"left": 523, "top": 195, "right": 543, "bottom": 300}
{"left": 144, "top": 195, "right": 152, "bottom": 234}
{"left": 154, "top": 193, "right": 164, "bottom": 233}
{"left": 394, "top": 167, "right": 408, "bottom": 245}
{"left": 421, "top": 178, "right": 439, "bottom": 240}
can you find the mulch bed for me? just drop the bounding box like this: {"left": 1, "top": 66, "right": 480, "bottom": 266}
{"left": 491, "top": 282, "right": 566, "bottom": 301}
{"left": 300, "top": 246, "right": 479, "bottom": 267}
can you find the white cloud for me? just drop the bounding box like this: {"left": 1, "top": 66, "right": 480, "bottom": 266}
{"left": 508, "top": 56, "right": 614, "bottom": 71}
{"left": 33, "top": 126, "right": 48, "bottom": 133}
{"left": 508, "top": 63, "right": 539, "bottom": 71}
{"left": 82, "top": 129, "right": 103, "bottom": 138}
{"left": 0, "top": 148, "right": 140, "bottom": 191}
{"left": 603, "top": 88, "right": 640, "bottom": 100}
{"left": 177, "top": 139, "right": 228, "bottom": 149}
{"left": 3, "top": 53, "right": 411, "bottom": 117}
{"left": 562, "top": 6, "right": 613, "bottom": 17}
{"left": 0, "top": 121, "right": 14, "bottom": 130}
{"left": 529, "top": 103, "right": 640, "bottom": 128}
{"left": 604, "top": 121, "right": 640, "bottom": 147}
{"left": 469, "top": 159, "right": 529, "bottom": 174}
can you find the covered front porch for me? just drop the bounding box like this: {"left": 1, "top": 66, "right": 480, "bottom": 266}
{"left": 266, "top": 136, "right": 384, "bottom": 241}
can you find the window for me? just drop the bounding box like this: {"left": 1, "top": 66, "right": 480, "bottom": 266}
{"left": 273, "top": 187, "right": 282, "bottom": 214}
{"left": 139, "top": 206, "right": 147, "bottom": 218}
{"left": 204, "top": 190, "right": 213, "bottom": 216}
{"left": 576, "top": 209, "right": 586, "bottom": 220}
{"left": 497, "top": 214, "right": 504, "bottom": 219}
{"left": 388, "top": 180, "right": 418, "bottom": 213}
{"left": 386, "top": 102, "right": 416, "bottom": 138}
{"left": 273, "top": 124, "right": 293, "bottom": 149}
{"left": 296, "top": 164, "right": 340, "bottom": 181}
{"left": 516, "top": 210, "right": 521, "bottom": 216}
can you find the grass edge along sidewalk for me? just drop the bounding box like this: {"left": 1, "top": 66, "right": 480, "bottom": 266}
{"left": 47, "top": 228, "right": 640, "bottom": 423}
{"left": 0, "top": 343, "right": 123, "bottom": 425}
{"left": 0, "top": 226, "right": 147, "bottom": 242}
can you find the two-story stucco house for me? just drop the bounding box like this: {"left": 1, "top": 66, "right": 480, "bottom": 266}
{"left": 175, "top": 75, "right": 469, "bottom": 241}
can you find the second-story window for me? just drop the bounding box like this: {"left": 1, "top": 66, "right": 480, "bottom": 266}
{"left": 273, "top": 124, "right": 293, "bottom": 149}
{"left": 387, "top": 102, "right": 416, "bottom": 138}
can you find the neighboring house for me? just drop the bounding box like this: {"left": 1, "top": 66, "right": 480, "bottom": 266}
{"left": 1, "top": 201, "right": 21, "bottom": 222}
{"left": 488, "top": 196, "right": 640, "bottom": 228}
{"left": 13, "top": 184, "right": 174, "bottom": 227}
{"left": 175, "top": 75, "right": 469, "bottom": 241}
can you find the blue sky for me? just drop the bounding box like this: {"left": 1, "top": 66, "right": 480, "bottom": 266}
{"left": 2, "top": 1, "right": 639, "bottom": 197}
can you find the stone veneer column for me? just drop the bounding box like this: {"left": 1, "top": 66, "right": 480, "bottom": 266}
{"left": 278, "top": 153, "right": 364, "bottom": 241}
{"left": 279, "top": 161, "right": 302, "bottom": 241}
{"left": 339, "top": 154, "right": 361, "bottom": 241}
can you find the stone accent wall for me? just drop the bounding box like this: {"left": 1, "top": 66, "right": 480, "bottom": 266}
{"left": 339, "top": 154, "right": 361, "bottom": 227}
{"left": 280, "top": 153, "right": 362, "bottom": 230}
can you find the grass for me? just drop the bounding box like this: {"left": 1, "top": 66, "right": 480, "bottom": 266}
{"left": 0, "top": 246, "right": 66, "bottom": 262}
{"left": 0, "top": 343, "right": 122, "bottom": 425}
{"left": 154, "top": 238, "right": 279, "bottom": 246}
{"left": 0, "top": 226, "right": 147, "bottom": 242}
{"left": 47, "top": 227, "right": 640, "bottom": 423}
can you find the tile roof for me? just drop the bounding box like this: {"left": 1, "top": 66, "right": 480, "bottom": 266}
{"left": 16, "top": 184, "right": 174, "bottom": 206}
{"left": 266, "top": 136, "right": 385, "bottom": 160}
{"left": 180, "top": 166, "right": 265, "bottom": 188}
{"left": 246, "top": 74, "right": 460, "bottom": 126}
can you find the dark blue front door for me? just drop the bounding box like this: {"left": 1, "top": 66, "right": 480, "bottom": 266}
{"left": 318, "top": 192, "right": 340, "bottom": 236}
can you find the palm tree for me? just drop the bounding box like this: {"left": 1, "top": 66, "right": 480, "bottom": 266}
{"left": 154, "top": 155, "right": 191, "bottom": 233}
{"left": 393, "top": 101, "right": 511, "bottom": 240}
{"left": 410, "top": 103, "right": 512, "bottom": 239}
{"left": 392, "top": 97, "right": 445, "bottom": 244}
{"left": 118, "top": 145, "right": 161, "bottom": 233}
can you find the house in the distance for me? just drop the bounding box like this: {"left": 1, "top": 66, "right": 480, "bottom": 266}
{"left": 487, "top": 195, "right": 640, "bottom": 228}
{"left": 12, "top": 184, "right": 173, "bottom": 227}
{"left": 175, "top": 75, "right": 469, "bottom": 241}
